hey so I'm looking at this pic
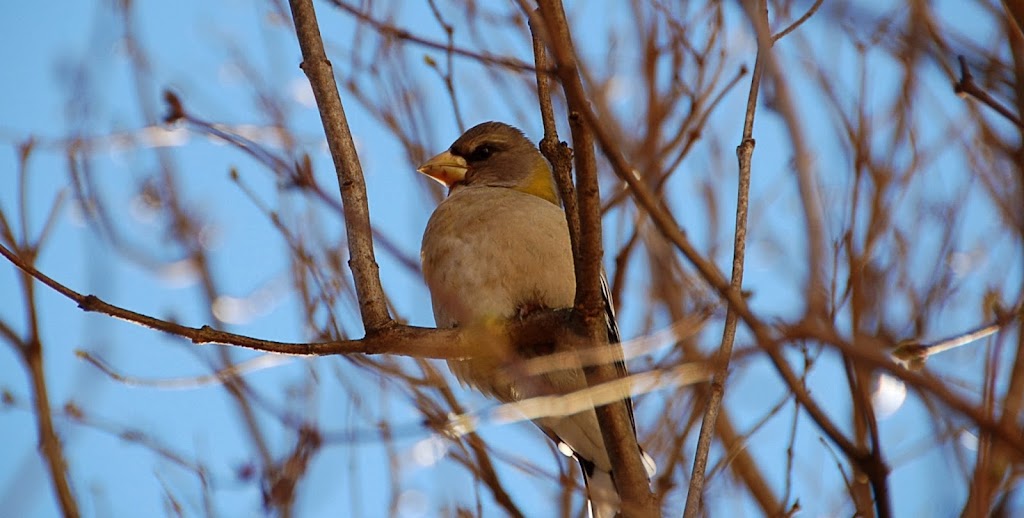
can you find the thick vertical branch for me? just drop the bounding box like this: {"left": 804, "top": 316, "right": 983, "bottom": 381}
{"left": 288, "top": 0, "right": 391, "bottom": 332}
{"left": 532, "top": 4, "right": 603, "bottom": 318}
{"left": 529, "top": 2, "right": 871, "bottom": 508}
{"left": 1004, "top": 0, "right": 1024, "bottom": 46}
{"left": 533, "top": 2, "right": 657, "bottom": 516}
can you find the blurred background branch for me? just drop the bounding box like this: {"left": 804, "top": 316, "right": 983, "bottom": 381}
{"left": 1, "top": 1, "right": 1022, "bottom": 517}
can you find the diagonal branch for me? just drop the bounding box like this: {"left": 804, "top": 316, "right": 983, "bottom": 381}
{"left": 288, "top": 0, "right": 391, "bottom": 332}
{"left": 954, "top": 55, "right": 1024, "bottom": 128}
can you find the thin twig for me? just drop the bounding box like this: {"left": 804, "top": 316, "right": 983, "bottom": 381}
{"left": 683, "top": 1, "right": 764, "bottom": 511}
{"left": 526, "top": 7, "right": 581, "bottom": 259}
{"left": 954, "top": 55, "right": 1024, "bottom": 128}
{"left": 771, "top": 0, "right": 824, "bottom": 43}
{"left": 6, "top": 148, "right": 81, "bottom": 518}
{"left": 789, "top": 321, "right": 1024, "bottom": 457}
{"left": 78, "top": 350, "right": 293, "bottom": 389}
{"left": 163, "top": 92, "right": 420, "bottom": 275}
{"left": 117, "top": 1, "right": 281, "bottom": 507}
{"left": 740, "top": 0, "right": 829, "bottom": 316}
{"left": 328, "top": 0, "right": 539, "bottom": 73}
{"left": 425, "top": 0, "right": 466, "bottom": 132}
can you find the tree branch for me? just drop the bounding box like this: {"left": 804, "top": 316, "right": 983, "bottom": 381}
{"left": 288, "top": 0, "right": 391, "bottom": 332}
{"left": 533, "top": 2, "right": 657, "bottom": 516}
{"left": 529, "top": 4, "right": 870, "bottom": 489}
{"left": 328, "top": 0, "right": 540, "bottom": 73}
{"left": 739, "top": 0, "right": 829, "bottom": 317}
{"left": 683, "top": 6, "right": 763, "bottom": 513}
{"left": 954, "top": 55, "right": 1024, "bottom": 129}
{"left": 0, "top": 239, "right": 591, "bottom": 363}
{"left": 527, "top": 8, "right": 581, "bottom": 260}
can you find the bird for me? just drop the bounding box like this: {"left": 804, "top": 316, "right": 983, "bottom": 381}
{"left": 418, "top": 121, "right": 653, "bottom": 517}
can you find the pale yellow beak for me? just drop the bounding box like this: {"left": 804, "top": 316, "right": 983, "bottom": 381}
{"left": 417, "top": 150, "right": 468, "bottom": 188}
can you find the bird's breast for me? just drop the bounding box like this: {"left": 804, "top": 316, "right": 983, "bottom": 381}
{"left": 421, "top": 187, "right": 576, "bottom": 329}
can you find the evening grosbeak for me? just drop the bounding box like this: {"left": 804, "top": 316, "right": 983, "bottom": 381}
{"left": 418, "top": 122, "right": 653, "bottom": 517}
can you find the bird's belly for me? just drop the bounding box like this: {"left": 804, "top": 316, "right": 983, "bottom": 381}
{"left": 420, "top": 190, "right": 576, "bottom": 399}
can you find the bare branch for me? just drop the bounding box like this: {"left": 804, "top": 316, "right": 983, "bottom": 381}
{"left": 684, "top": 3, "right": 764, "bottom": 512}
{"left": 534, "top": 2, "right": 657, "bottom": 515}
{"left": 954, "top": 55, "right": 1024, "bottom": 128}
{"left": 288, "top": 0, "right": 392, "bottom": 331}
{"left": 328, "top": 0, "right": 539, "bottom": 73}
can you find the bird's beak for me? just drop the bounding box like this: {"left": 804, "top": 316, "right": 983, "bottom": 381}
{"left": 417, "top": 151, "right": 468, "bottom": 188}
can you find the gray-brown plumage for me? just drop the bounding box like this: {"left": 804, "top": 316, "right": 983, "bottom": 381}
{"left": 419, "top": 122, "right": 653, "bottom": 517}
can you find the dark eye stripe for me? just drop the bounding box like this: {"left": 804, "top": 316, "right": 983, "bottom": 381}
{"left": 467, "top": 144, "right": 495, "bottom": 162}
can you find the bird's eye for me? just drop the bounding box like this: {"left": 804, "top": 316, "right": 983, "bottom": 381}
{"left": 467, "top": 145, "right": 494, "bottom": 162}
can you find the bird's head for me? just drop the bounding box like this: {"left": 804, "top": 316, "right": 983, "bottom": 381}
{"left": 417, "top": 122, "right": 560, "bottom": 205}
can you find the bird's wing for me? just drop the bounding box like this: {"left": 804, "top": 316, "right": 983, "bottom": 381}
{"left": 599, "top": 272, "right": 637, "bottom": 434}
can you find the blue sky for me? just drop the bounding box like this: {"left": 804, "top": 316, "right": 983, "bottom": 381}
{"left": 2, "top": 1, "right": 1021, "bottom": 517}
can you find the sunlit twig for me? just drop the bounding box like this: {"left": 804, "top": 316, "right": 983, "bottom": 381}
{"left": 77, "top": 350, "right": 293, "bottom": 389}
{"left": 892, "top": 321, "right": 1005, "bottom": 371}
{"left": 446, "top": 362, "right": 712, "bottom": 437}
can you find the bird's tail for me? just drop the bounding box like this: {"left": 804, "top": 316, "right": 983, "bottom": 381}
{"left": 581, "top": 461, "right": 620, "bottom": 518}
{"left": 580, "top": 450, "right": 657, "bottom": 518}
